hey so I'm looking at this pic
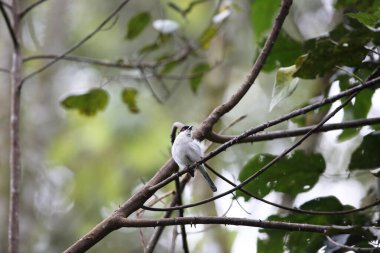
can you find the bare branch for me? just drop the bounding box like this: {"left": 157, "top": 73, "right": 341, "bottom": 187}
{"left": 0, "top": 1, "right": 19, "bottom": 49}
{"left": 196, "top": 0, "right": 294, "bottom": 139}
{"left": 0, "top": 1, "right": 12, "bottom": 9}
{"left": 326, "top": 235, "right": 378, "bottom": 252}
{"left": 117, "top": 216, "right": 373, "bottom": 235}
{"left": 19, "top": 0, "right": 48, "bottom": 18}
{"left": 21, "top": 0, "right": 131, "bottom": 85}
{"left": 8, "top": 1, "right": 22, "bottom": 252}
{"left": 205, "top": 164, "right": 380, "bottom": 215}
{"left": 174, "top": 177, "right": 189, "bottom": 253}
{"left": 207, "top": 117, "right": 380, "bottom": 144}
{"left": 145, "top": 175, "right": 191, "bottom": 253}
{"left": 23, "top": 54, "right": 155, "bottom": 70}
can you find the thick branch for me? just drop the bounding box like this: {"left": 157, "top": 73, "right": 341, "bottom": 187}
{"left": 21, "top": 0, "right": 131, "bottom": 85}
{"left": 196, "top": 0, "right": 293, "bottom": 139}
{"left": 8, "top": 1, "right": 22, "bottom": 253}
{"left": 207, "top": 117, "right": 380, "bottom": 143}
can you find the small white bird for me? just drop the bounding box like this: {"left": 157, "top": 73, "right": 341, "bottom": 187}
{"left": 171, "top": 125, "right": 217, "bottom": 192}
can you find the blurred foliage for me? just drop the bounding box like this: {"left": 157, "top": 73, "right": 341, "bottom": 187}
{"left": 258, "top": 196, "right": 372, "bottom": 253}
{"left": 1, "top": 0, "right": 380, "bottom": 253}
{"left": 237, "top": 150, "right": 325, "bottom": 200}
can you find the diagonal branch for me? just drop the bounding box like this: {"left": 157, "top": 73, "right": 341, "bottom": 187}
{"left": 0, "top": 1, "right": 19, "bottom": 49}
{"left": 21, "top": 0, "right": 131, "bottom": 85}
{"left": 19, "top": 0, "right": 49, "bottom": 18}
{"left": 195, "top": 0, "right": 293, "bottom": 139}
{"left": 207, "top": 117, "right": 380, "bottom": 143}
{"left": 205, "top": 164, "right": 380, "bottom": 215}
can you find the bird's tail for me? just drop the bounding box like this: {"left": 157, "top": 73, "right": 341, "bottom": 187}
{"left": 197, "top": 165, "right": 217, "bottom": 192}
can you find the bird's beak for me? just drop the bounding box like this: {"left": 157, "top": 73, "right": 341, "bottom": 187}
{"left": 189, "top": 125, "right": 193, "bottom": 130}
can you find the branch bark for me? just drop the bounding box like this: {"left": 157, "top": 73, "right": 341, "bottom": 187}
{"left": 207, "top": 117, "right": 380, "bottom": 143}
{"left": 8, "top": 1, "right": 22, "bottom": 253}
{"left": 195, "top": 0, "right": 293, "bottom": 140}
{"left": 117, "top": 216, "right": 372, "bottom": 235}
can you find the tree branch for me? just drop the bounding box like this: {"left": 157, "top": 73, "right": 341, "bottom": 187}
{"left": 207, "top": 117, "right": 380, "bottom": 143}
{"left": 8, "top": 0, "right": 22, "bottom": 252}
{"left": 195, "top": 0, "right": 293, "bottom": 139}
{"left": 19, "top": 0, "right": 49, "bottom": 18}
{"left": 0, "top": 1, "right": 12, "bottom": 9}
{"left": 23, "top": 54, "right": 155, "bottom": 70}
{"left": 145, "top": 175, "right": 191, "bottom": 253}
{"left": 174, "top": 177, "right": 189, "bottom": 253}
{"left": 117, "top": 216, "right": 376, "bottom": 236}
{"left": 0, "top": 1, "right": 19, "bottom": 49}
{"left": 205, "top": 164, "right": 380, "bottom": 215}
{"left": 326, "top": 235, "right": 378, "bottom": 252}
{"left": 21, "top": 0, "right": 131, "bottom": 85}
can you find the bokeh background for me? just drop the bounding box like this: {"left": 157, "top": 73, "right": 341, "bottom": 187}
{"left": 1, "top": 0, "right": 379, "bottom": 252}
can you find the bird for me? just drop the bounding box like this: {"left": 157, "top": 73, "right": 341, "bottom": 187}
{"left": 171, "top": 124, "right": 217, "bottom": 192}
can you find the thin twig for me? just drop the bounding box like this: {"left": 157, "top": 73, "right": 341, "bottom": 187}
{"left": 174, "top": 177, "right": 189, "bottom": 253}
{"left": 205, "top": 164, "right": 380, "bottom": 215}
{"left": 0, "top": 67, "right": 11, "bottom": 73}
{"left": 23, "top": 54, "right": 155, "bottom": 69}
{"left": 207, "top": 117, "right": 380, "bottom": 143}
{"left": 0, "top": 1, "right": 11, "bottom": 9}
{"left": 117, "top": 216, "right": 370, "bottom": 235}
{"left": 0, "top": 1, "right": 19, "bottom": 49}
{"left": 145, "top": 175, "right": 191, "bottom": 253}
{"left": 325, "top": 235, "right": 379, "bottom": 252}
{"left": 19, "top": 0, "right": 49, "bottom": 18}
{"left": 21, "top": 0, "right": 131, "bottom": 85}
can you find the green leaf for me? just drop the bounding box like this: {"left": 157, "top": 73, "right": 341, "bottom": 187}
{"left": 199, "top": 25, "right": 218, "bottom": 49}
{"left": 189, "top": 62, "right": 210, "bottom": 93}
{"left": 294, "top": 25, "right": 374, "bottom": 79}
{"left": 260, "top": 32, "right": 303, "bottom": 72}
{"left": 295, "top": 38, "right": 368, "bottom": 79}
{"left": 269, "top": 65, "right": 299, "bottom": 111}
{"left": 349, "top": 131, "right": 380, "bottom": 170}
{"left": 126, "top": 12, "right": 151, "bottom": 40}
{"left": 250, "top": 0, "right": 281, "bottom": 41}
{"left": 347, "top": 11, "right": 380, "bottom": 28}
{"left": 61, "top": 88, "right": 109, "bottom": 116}
{"left": 121, "top": 88, "right": 139, "bottom": 113}
{"left": 237, "top": 150, "right": 325, "bottom": 200}
{"left": 138, "top": 42, "right": 159, "bottom": 54}
{"left": 258, "top": 196, "right": 368, "bottom": 253}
